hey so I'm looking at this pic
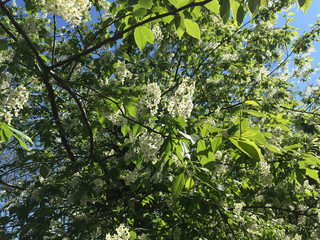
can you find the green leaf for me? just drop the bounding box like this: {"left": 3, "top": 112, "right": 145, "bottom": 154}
{"left": 8, "top": 125, "right": 33, "bottom": 144}
{"left": 96, "top": 111, "right": 106, "bottom": 128}
{"left": 306, "top": 168, "right": 318, "bottom": 182}
{"left": 174, "top": 14, "right": 185, "bottom": 33}
{"left": 13, "top": 134, "right": 28, "bottom": 150}
{"left": 184, "top": 19, "right": 201, "bottom": 39}
{"left": 185, "top": 177, "right": 194, "bottom": 190}
{"left": 303, "top": 154, "right": 320, "bottom": 167}
{"left": 172, "top": 172, "right": 185, "bottom": 200}
{"left": 246, "top": 131, "right": 266, "bottom": 145}
{"left": 197, "top": 139, "right": 207, "bottom": 153}
{"left": 129, "top": 231, "right": 137, "bottom": 239}
{"left": 121, "top": 125, "right": 130, "bottom": 137}
{"left": 244, "top": 110, "right": 266, "bottom": 117}
{"left": 207, "top": 127, "right": 224, "bottom": 134}
{"left": 0, "top": 39, "right": 8, "bottom": 51}
{"left": 236, "top": 5, "right": 245, "bottom": 24}
{"left": 267, "top": 144, "right": 282, "bottom": 154}
{"left": 219, "top": 0, "right": 230, "bottom": 23}
{"left": 204, "top": 0, "right": 220, "bottom": 13}
{"left": 244, "top": 100, "right": 260, "bottom": 106}
{"left": 241, "top": 131, "right": 257, "bottom": 138}
{"left": 298, "top": 0, "right": 306, "bottom": 9}
{"left": 174, "top": 116, "right": 187, "bottom": 129}
{"left": 0, "top": 124, "right": 12, "bottom": 142}
{"left": 261, "top": 0, "right": 268, "bottom": 7}
{"left": 139, "top": 0, "right": 153, "bottom": 9}
{"left": 300, "top": 0, "right": 312, "bottom": 13}
{"left": 230, "top": 137, "right": 263, "bottom": 160}
{"left": 160, "top": 136, "right": 174, "bottom": 155}
{"left": 169, "top": 0, "right": 192, "bottom": 8}
{"left": 40, "top": 165, "right": 49, "bottom": 178}
{"left": 200, "top": 151, "right": 215, "bottom": 171}
{"left": 211, "top": 133, "right": 222, "bottom": 153}
{"left": 132, "top": 123, "right": 142, "bottom": 136}
{"left": 123, "top": 98, "right": 137, "bottom": 117}
{"left": 133, "top": 5, "right": 147, "bottom": 17}
{"left": 230, "top": 0, "right": 240, "bottom": 21}
{"left": 248, "top": 0, "right": 260, "bottom": 15}
{"left": 134, "top": 26, "right": 154, "bottom": 51}
{"left": 24, "top": 0, "right": 37, "bottom": 12}
{"left": 283, "top": 143, "right": 302, "bottom": 150}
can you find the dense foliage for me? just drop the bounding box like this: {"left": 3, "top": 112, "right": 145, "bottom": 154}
{"left": 0, "top": 0, "right": 320, "bottom": 239}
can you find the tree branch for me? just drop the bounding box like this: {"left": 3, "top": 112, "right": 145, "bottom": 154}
{"left": 42, "top": 74, "right": 76, "bottom": 162}
{"left": 49, "top": 70, "right": 95, "bottom": 159}
{"left": 0, "top": 179, "right": 25, "bottom": 190}
{"left": 49, "top": 0, "right": 214, "bottom": 70}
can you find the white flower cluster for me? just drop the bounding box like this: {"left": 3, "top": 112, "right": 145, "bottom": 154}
{"left": 142, "top": 83, "right": 161, "bottom": 115}
{"left": 167, "top": 77, "right": 195, "bottom": 120}
{"left": 106, "top": 224, "right": 130, "bottom": 240}
{"left": 258, "top": 161, "right": 272, "bottom": 186}
{"left": 137, "top": 233, "right": 150, "bottom": 240}
{"left": 115, "top": 60, "right": 133, "bottom": 85}
{"left": 120, "top": 167, "right": 140, "bottom": 186}
{"left": 258, "top": 161, "right": 270, "bottom": 176}
{"left": 97, "top": 0, "right": 112, "bottom": 18}
{"left": 152, "top": 25, "right": 163, "bottom": 42}
{"left": 107, "top": 110, "right": 127, "bottom": 126}
{"left": 233, "top": 202, "right": 246, "bottom": 216}
{"left": 139, "top": 131, "right": 163, "bottom": 164}
{"left": 36, "top": 0, "right": 91, "bottom": 26}
{"left": 256, "top": 66, "right": 269, "bottom": 83}
{"left": 0, "top": 84, "right": 29, "bottom": 124}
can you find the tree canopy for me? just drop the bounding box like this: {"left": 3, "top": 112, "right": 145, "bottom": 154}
{"left": 1, "top": 0, "right": 320, "bottom": 239}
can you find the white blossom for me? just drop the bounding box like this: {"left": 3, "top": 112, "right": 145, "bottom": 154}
{"left": 152, "top": 25, "right": 163, "bottom": 42}
{"left": 139, "top": 130, "right": 163, "bottom": 164}
{"left": 36, "top": 0, "right": 91, "bottom": 26}
{"left": 115, "top": 60, "right": 133, "bottom": 85}
{"left": 0, "top": 84, "right": 29, "bottom": 124}
{"left": 167, "top": 77, "right": 195, "bottom": 120}
{"left": 233, "top": 202, "right": 246, "bottom": 216}
{"left": 142, "top": 83, "right": 161, "bottom": 115}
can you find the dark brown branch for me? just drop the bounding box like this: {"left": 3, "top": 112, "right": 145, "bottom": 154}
{"left": 42, "top": 75, "right": 76, "bottom": 162}
{"left": 0, "top": 20, "right": 17, "bottom": 41}
{"left": 281, "top": 106, "right": 320, "bottom": 116}
{"left": 0, "top": 179, "right": 25, "bottom": 190}
{"left": 49, "top": 70, "right": 95, "bottom": 158}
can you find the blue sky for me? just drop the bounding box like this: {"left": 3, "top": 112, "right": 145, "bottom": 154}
{"left": 274, "top": 1, "right": 320, "bottom": 89}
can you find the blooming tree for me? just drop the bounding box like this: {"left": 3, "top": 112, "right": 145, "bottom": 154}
{"left": 1, "top": 0, "right": 320, "bottom": 239}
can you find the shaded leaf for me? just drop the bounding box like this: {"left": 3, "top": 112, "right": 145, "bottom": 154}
{"left": 172, "top": 172, "right": 185, "bottom": 200}
{"left": 133, "top": 6, "right": 147, "bottom": 17}
{"left": 139, "top": 0, "right": 153, "bottom": 9}
{"left": 230, "top": 137, "right": 263, "bottom": 160}
{"left": 267, "top": 144, "right": 282, "bottom": 154}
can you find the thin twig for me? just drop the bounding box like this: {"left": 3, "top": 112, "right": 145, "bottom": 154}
{"left": 52, "top": 15, "right": 56, "bottom": 65}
